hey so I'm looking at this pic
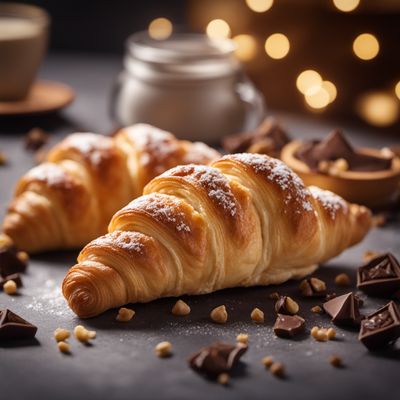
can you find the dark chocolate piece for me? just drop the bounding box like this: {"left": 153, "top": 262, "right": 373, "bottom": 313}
{"left": 299, "top": 277, "right": 327, "bottom": 297}
{"left": 0, "top": 273, "right": 23, "bottom": 289}
{"left": 188, "top": 342, "right": 247, "bottom": 377}
{"left": 273, "top": 314, "right": 305, "bottom": 338}
{"left": 0, "top": 309, "right": 37, "bottom": 341}
{"left": 24, "top": 128, "right": 49, "bottom": 151}
{"left": 0, "top": 246, "right": 27, "bottom": 277}
{"left": 222, "top": 117, "right": 290, "bottom": 156}
{"left": 357, "top": 253, "right": 400, "bottom": 297}
{"left": 294, "top": 129, "right": 392, "bottom": 172}
{"left": 323, "top": 292, "right": 362, "bottom": 326}
{"left": 359, "top": 301, "right": 400, "bottom": 350}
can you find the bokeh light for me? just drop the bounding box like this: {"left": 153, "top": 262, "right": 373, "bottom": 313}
{"left": 148, "top": 18, "right": 173, "bottom": 40}
{"left": 332, "top": 0, "right": 360, "bottom": 12}
{"left": 353, "top": 33, "right": 379, "bottom": 60}
{"left": 206, "top": 19, "right": 231, "bottom": 39}
{"left": 357, "top": 92, "right": 399, "bottom": 126}
{"left": 264, "top": 33, "right": 290, "bottom": 59}
{"left": 395, "top": 81, "right": 400, "bottom": 100}
{"left": 245, "top": 0, "right": 274, "bottom": 13}
{"left": 233, "top": 34, "right": 258, "bottom": 61}
{"left": 296, "top": 70, "right": 323, "bottom": 95}
{"left": 305, "top": 87, "right": 330, "bottom": 110}
{"left": 322, "top": 81, "right": 337, "bottom": 103}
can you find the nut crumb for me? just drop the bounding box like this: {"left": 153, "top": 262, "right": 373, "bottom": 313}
{"left": 155, "top": 341, "right": 172, "bottom": 358}
{"left": 54, "top": 328, "right": 70, "bottom": 342}
{"left": 250, "top": 307, "right": 264, "bottom": 323}
{"left": 334, "top": 273, "right": 351, "bottom": 286}
{"left": 17, "top": 251, "right": 29, "bottom": 263}
{"left": 210, "top": 305, "right": 228, "bottom": 324}
{"left": 327, "top": 327, "right": 336, "bottom": 340}
{"left": 3, "top": 280, "right": 17, "bottom": 295}
{"left": 236, "top": 333, "right": 249, "bottom": 345}
{"left": 311, "top": 305, "right": 322, "bottom": 313}
{"left": 116, "top": 307, "right": 135, "bottom": 322}
{"left": 171, "top": 300, "right": 191, "bottom": 316}
{"left": 57, "top": 341, "right": 70, "bottom": 354}
{"left": 217, "top": 373, "right": 230, "bottom": 385}
{"left": 311, "top": 326, "right": 335, "bottom": 342}
{"left": 261, "top": 356, "right": 274, "bottom": 368}
{"left": 329, "top": 355, "right": 343, "bottom": 367}
{"left": 270, "top": 362, "right": 285, "bottom": 378}
{"left": 74, "top": 325, "right": 96, "bottom": 343}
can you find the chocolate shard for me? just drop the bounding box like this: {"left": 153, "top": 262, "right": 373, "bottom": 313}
{"left": 0, "top": 246, "right": 27, "bottom": 277}
{"left": 0, "top": 273, "right": 23, "bottom": 289}
{"left": 188, "top": 342, "right": 247, "bottom": 377}
{"left": 0, "top": 309, "right": 37, "bottom": 341}
{"left": 273, "top": 314, "right": 305, "bottom": 338}
{"left": 359, "top": 301, "right": 400, "bottom": 350}
{"left": 323, "top": 292, "right": 362, "bottom": 326}
{"left": 357, "top": 253, "right": 400, "bottom": 297}
{"left": 294, "top": 129, "right": 392, "bottom": 172}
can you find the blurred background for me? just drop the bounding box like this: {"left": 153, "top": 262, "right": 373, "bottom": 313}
{"left": 2, "top": 0, "right": 400, "bottom": 135}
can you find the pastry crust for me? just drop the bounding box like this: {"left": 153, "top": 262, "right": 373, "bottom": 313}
{"left": 63, "top": 153, "right": 372, "bottom": 318}
{"left": 2, "top": 125, "right": 220, "bottom": 253}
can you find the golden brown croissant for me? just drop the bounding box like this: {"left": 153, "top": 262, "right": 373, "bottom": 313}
{"left": 62, "top": 153, "right": 372, "bottom": 318}
{"left": 2, "top": 124, "right": 220, "bottom": 253}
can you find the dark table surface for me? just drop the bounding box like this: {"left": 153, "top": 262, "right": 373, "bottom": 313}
{"left": 0, "top": 53, "right": 399, "bottom": 400}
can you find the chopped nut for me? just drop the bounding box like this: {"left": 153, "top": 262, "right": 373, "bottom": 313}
{"left": 236, "top": 333, "right": 249, "bottom": 345}
{"left": 327, "top": 327, "right": 336, "bottom": 340}
{"left": 311, "top": 326, "right": 319, "bottom": 338}
{"left": 25, "top": 127, "right": 49, "bottom": 151}
{"left": 57, "top": 341, "right": 70, "bottom": 354}
{"left": 311, "top": 305, "right": 322, "bottom": 313}
{"left": 171, "top": 300, "right": 191, "bottom": 316}
{"left": 155, "top": 341, "right": 172, "bottom": 358}
{"left": 250, "top": 307, "right": 264, "bottom": 323}
{"left": 311, "top": 326, "right": 335, "bottom": 342}
{"left": 310, "top": 277, "right": 326, "bottom": 293}
{"left": 270, "top": 362, "right": 285, "bottom": 378}
{"left": 261, "top": 356, "right": 274, "bottom": 368}
{"left": 54, "top": 328, "right": 70, "bottom": 342}
{"left": 269, "top": 292, "right": 280, "bottom": 300}
{"left": 74, "top": 325, "right": 96, "bottom": 343}
{"left": 363, "top": 250, "right": 381, "bottom": 262}
{"left": 275, "top": 296, "right": 299, "bottom": 315}
{"left": 318, "top": 160, "right": 330, "bottom": 173}
{"left": 217, "top": 372, "right": 230, "bottom": 385}
{"left": 3, "top": 280, "right": 17, "bottom": 295}
{"left": 17, "top": 251, "right": 29, "bottom": 263}
{"left": 116, "top": 307, "right": 135, "bottom": 322}
{"left": 316, "top": 330, "right": 329, "bottom": 342}
{"left": 0, "top": 151, "right": 7, "bottom": 166}
{"left": 210, "top": 305, "right": 228, "bottom": 324}
{"left": 334, "top": 273, "right": 351, "bottom": 286}
{"left": 329, "top": 158, "right": 349, "bottom": 175}
{"left": 329, "top": 355, "right": 343, "bottom": 368}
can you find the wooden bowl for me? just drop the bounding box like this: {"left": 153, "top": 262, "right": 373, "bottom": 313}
{"left": 281, "top": 140, "right": 400, "bottom": 209}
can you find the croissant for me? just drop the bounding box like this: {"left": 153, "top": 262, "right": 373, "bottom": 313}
{"left": 62, "top": 153, "right": 372, "bottom": 318}
{"left": 2, "top": 124, "right": 220, "bottom": 253}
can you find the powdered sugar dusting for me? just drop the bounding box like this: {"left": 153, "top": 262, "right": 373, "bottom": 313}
{"left": 183, "top": 141, "right": 220, "bottom": 165}
{"left": 27, "top": 163, "right": 70, "bottom": 187}
{"left": 229, "top": 153, "right": 313, "bottom": 213}
{"left": 309, "top": 186, "right": 348, "bottom": 219}
{"left": 92, "top": 231, "right": 144, "bottom": 253}
{"left": 128, "top": 194, "right": 191, "bottom": 232}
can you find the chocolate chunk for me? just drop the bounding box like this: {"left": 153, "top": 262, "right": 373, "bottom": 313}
{"left": 295, "top": 129, "right": 392, "bottom": 172}
{"left": 357, "top": 253, "right": 400, "bottom": 297}
{"left": 323, "top": 292, "right": 362, "bottom": 326}
{"left": 222, "top": 117, "right": 290, "bottom": 156}
{"left": 188, "top": 342, "right": 247, "bottom": 377}
{"left": 0, "top": 309, "right": 37, "bottom": 341}
{"left": 0, "top": 246, "right": 27, "bottom": 277}
{"left": 299, "top": 277, "right": 327, "bottom": 297}
{"left": 25, "top": 128, "right": 49, "bottom": 151}
{"left": 0, "top": 273, "right": 23, "bottom": 289}
{"left": 359, "top": 301, "right": 400, "bottom": 350}
{"left": 273, "top": 314, "right": 305, "bottom": 338}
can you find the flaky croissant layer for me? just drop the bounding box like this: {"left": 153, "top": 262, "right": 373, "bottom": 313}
{"left": 2, "top": 124, "right": 220, "bottom": 253}
{"left": 63, "top": 153, "right": 371, "bottom": 318}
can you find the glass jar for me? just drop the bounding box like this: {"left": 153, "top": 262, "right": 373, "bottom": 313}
{"left": 111, "top": 32, "right": 265, "bottom": 144}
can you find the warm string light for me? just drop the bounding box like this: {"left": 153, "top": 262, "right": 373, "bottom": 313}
{"left": 353, "top": 33, "right": 379, "bottom": 60}
{"left": 233, "top": 34, "right": 257, "bottom": 61}
{"left": 148, "top": 18, "right": 173, "bottom": 40}
{"left": 264, "top": 33, "right": 290, "bottom": 59}
{"left": 296, "top": 70, "right": 322, "bottom": 94}
{"left": 332, "top": 0, "right": 360, "bottom": 12}
{"left": 206, "top": 19, "right": 231, "bottom": 39}
{"left": 357, "top": 92, "right": 399, "bottom": 126}
{"left": 245, "top": 0, "right": 274, "bottom": 13}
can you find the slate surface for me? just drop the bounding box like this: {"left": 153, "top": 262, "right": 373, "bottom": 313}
{"left": 0, "top": 54, "right": 399, "bottom": 400}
